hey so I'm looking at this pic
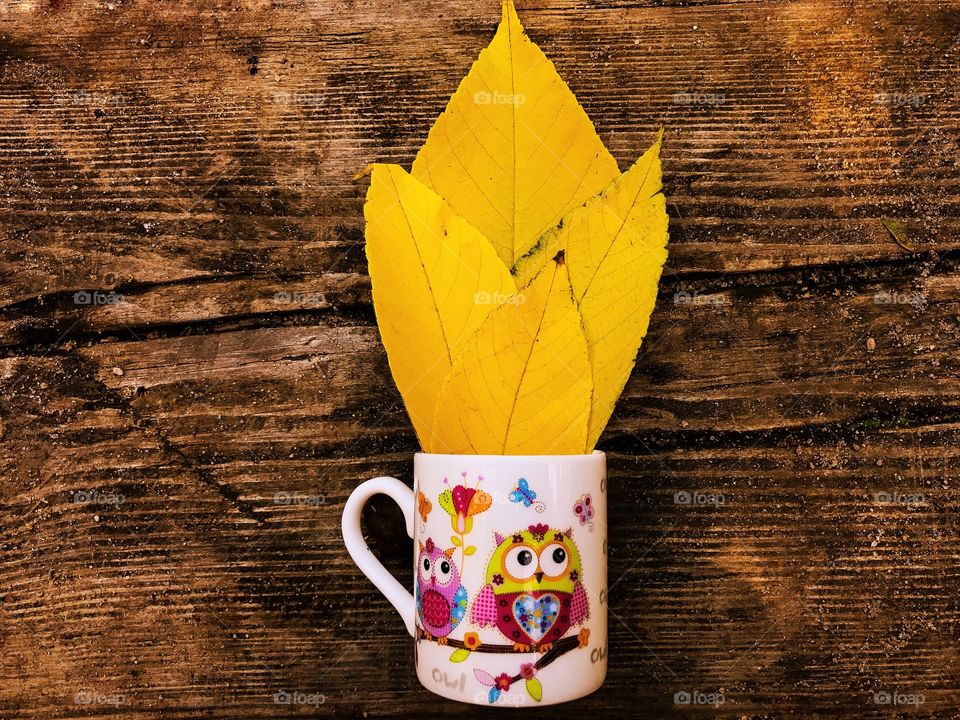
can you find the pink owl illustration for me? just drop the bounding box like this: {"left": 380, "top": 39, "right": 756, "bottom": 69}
{"left": 415, "top": 537, "right": 468, "bottom": 644}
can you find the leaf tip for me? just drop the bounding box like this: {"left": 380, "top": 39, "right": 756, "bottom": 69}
{"left": 353, "top": 164, "right": 375, "bottom": 181}
{"left": 552, "top": 249, "right": 566, "bottom": 266}
{"left": 654, "top": 126, "right": 665, "bottom": 150}
{"left": 501, "top": 0, "right": 523, "bottom": 32}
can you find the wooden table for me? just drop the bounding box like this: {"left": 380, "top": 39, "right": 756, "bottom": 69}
{"left": 1, "top": 0, "right": 958, "bottom": 717}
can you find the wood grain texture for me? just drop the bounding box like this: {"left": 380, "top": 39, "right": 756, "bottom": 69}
{"left": 0, "top": 0, "right": 959, "bottom": 717}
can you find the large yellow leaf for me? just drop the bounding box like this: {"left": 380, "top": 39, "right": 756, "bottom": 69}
{"left": 359, "top": 2, "right": 671, "bottom": 455}
{"left": 411, "top": 0, "right": 620, "bottom": 268}
{"left": 430, "top": 255, "right": 591, "bottom": 455}
{"left": 363, "top": 163, "right": 516, "bottom": 448}
{"left": 512, "top": 133, "right": 669, "bottom": 451}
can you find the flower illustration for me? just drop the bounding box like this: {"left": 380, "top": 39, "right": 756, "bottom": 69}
{"left": 439, "top": 472, "right": 491, "bottom": 569}
{"left": 463, "top": 632, "right": 481, "bottom": 650}
{"left": 528, "top": 523, "right": 548, "bottom": 541}
{"left": 519, "top": 662, "right": 536, "bottom": 680}
{"left": 440, "top": 473, "right": 492, "bottom": 535}
{"left": 492, "top": 573, "right": 504, "bottom": 586}
{"left": 494, "top": 673, "right": 512, "bottom": 691}
{"left": 424, "top": 537, "right": 435, "bottom": 554}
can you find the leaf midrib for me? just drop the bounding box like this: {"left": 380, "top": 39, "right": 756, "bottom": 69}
{"left": 499, "top": 264, "right": 559, "bottom": 453}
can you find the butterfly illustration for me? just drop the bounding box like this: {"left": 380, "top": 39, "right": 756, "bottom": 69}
{"left": 574, "top": 493, "right": 594, "bottom": 531}
{"left": 509, "top": 477, "right": 545, "bottom": 513}
{"left": 417, "top": 490, "right": 432, "bottom": 525}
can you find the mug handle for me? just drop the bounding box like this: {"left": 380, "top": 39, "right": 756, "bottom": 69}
{"left": 341, "top": 476, "right": 416, "bottom": 637}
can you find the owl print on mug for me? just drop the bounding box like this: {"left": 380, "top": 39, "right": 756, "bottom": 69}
{"left": 343, "top": 452, "right": 607, "bottom": 707}
{"left": 415, "top": 537, "right": 468, "bottom": 643}
{"left": 471, "top": 523, "right": 589, "bottom": 652}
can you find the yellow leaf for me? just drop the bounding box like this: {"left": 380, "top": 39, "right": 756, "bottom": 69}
{"left": 513, "top": 132, "right": 669, "bottom": 451}
{"left": 431, "top": 255, "right": 591, "bottom": 454}
{"left": 361, "top": 3, "right": 671, "bottom": 455}
{"left": 411, "top": 0, "right": 619, "bottom": 268}
{"left": 363, "top": 163, "right": 516, "bottom": 448}
{"left": 514, "top": 132, "right": 665, "bottom": 285}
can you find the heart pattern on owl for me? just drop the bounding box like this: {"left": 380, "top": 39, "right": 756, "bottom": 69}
{"left": 512, "top": 594, "right": 560, "bottom": 642}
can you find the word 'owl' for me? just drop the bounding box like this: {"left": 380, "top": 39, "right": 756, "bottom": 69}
{"left": 471, "top": 523, "right": 589, "bottom": 652}
{"left": 415, "top": 537, "right": 467, "bottom": 643}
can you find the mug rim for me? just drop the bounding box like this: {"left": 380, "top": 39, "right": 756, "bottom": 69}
{"left": 414, "top": 450, "right": 605, "bottom": 462}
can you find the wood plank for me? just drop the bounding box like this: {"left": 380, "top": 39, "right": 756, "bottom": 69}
{"left": 0, "top": 0, "right": 958, "bottom": 717}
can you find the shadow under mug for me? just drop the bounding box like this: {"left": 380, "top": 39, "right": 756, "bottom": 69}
{"left": 342, "top": 452, "right": 607, "bottom": 707}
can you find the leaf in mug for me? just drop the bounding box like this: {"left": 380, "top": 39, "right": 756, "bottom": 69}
{"left": 451, "top": 535, "right": 463, "bottom": 547}
{"left": 464, "top": 545, "right": 477, "bottom": 556}
{"left": 513, "top": 133, "right": 669, "bottom": 451}
{"left": 513, "top": 131, "right": 665, "bottom": 287}
{"left": 360, "top": 2, "right": 671, "bottom": 454}
{"left": 431, "top": 254, "right": 591, "bottom": 455}
{"left": 411, "top": 0, "right": 620, "bottom": 268}
{"left": 362, "top": 163, "right": 516, "bottom": 448}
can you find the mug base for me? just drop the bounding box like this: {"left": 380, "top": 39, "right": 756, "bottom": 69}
{"left": 416, "top": 656, "right": 606, "bottom": 707}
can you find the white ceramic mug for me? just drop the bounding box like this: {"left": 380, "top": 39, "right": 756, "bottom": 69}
{"left": 342, "top": 452, "right": 607, "bottom": 706}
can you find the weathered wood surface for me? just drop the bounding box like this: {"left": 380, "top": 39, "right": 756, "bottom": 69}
{"left": 1, "top": 0, "right": 959, "bottom": 717}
